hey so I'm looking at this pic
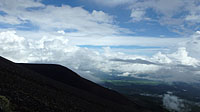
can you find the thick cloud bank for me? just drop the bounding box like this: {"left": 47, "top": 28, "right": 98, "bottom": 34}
{"left": 1, "top": 31, "right": 200, "bottom": 83}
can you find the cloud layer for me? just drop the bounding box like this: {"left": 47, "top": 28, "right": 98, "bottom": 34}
{"left": 1, "top": 31, "right": 200, "bottom": 83}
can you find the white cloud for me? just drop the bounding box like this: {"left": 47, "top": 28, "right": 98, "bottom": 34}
{"left": 184, "top": 31, "right": 200, "bottom": 59}
{"left": 57, "top": 30, "right": 65, "bottom": 35}
{"left": 0, "top": 30, "right": 102, "bottom": 82}
{"left": 117, "top": 63, "right": 161, "bottom": 74}
{"left": 0, "top": 15, "right": 21, "bottom": 25}
{"left": 185, "top": 2, "right": 200, "bottom": 23}
{"left": 185, "top": 15, "right": 200, "bottom": 22}
{"left": 67, "top": 35, "right": 187, "bottom": 47}
{"left": 28, "top": 6, "right": 119, "bottom": 35}
{"left": 163, "top": 92, "right": 187, "bottom": 112}
{"left": 0, "top": 0, "right": 43, "bottom": 8}
{"left": 0, "top": 0, "right": 44, "bottom": 24}
{"left": 128, "top": 0, "right": 186, "bottom": 21}
{"left": 0, "top": 31, "right": 28, "bottom": 62}
{"left": 152, "top": 0, "right": 184, "bottom": 17}
{"left": 169, "top": 47, "right": 199, "bottom": 66}
{"left": 128, "top": 0, "right": 200, "bottom": 34}
{"left": 130, "top": 8, "right": 147, "bottom": 22}
{"left": 0, "top": 0, "right": 131, "bottom": 37}
{"left": 91, "top": 10, "right": 113, "bottom": 24}
{"left": 153, "top": 47, "right": 199, "bottom": 66}
{"left": 90, "top": 0, "right": 134, "bottom": 7}
{"left": 152, "top": 52, "right": 172, "bottom": 64}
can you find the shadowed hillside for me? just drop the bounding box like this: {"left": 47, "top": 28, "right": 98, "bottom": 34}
{"left": 0, "top": 56, "right": 150, "bottom": 112}
{"left": 19, "top": 63, "right": 133, "bottom": 105}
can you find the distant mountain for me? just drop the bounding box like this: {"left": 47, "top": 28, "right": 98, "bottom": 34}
{"left": 0, "top": 56, "right": 150, "bottom": 112}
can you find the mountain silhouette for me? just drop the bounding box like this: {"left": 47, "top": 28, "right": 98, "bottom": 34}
{"left": 0, "top": 56, "right": 151, "bottom": 112}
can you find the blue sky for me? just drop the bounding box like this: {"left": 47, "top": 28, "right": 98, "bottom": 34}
{"left": 1, "top": 1, "right": 200, "bottom": 33}
{"left": 2, "top": 0, "right": 197, "bottom": 37}
{"left": 1, "top": 0, "right": 200, "bottom": 82}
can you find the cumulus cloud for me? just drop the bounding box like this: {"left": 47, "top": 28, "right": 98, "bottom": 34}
{"left": 185, "top": 31, "right": 200, "bottom": 59}
{"left": 152, "top": 52, "right": 172, "bottom": 64}
{"left": 0, "top": 31, "right": 28, "bottom": 62}
{"left": 0, "top": 30, "right": 103, "bottom": 82}
{"left": 152, "top": 47, "right": 199, "bottom": 66}
{"left": 163, "top": 92, "right": 187, "bottom": 112}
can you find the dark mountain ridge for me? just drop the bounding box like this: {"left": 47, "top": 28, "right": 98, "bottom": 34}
{"left": 19, "top": 63, "right": 131, "bottom": 105}
{"left": 0, "top": 56, "right": 149, "bottom": 112}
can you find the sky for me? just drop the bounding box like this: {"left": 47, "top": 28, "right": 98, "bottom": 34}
{"left": 0, "top": 0, "right": 200, "bottom": 83}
